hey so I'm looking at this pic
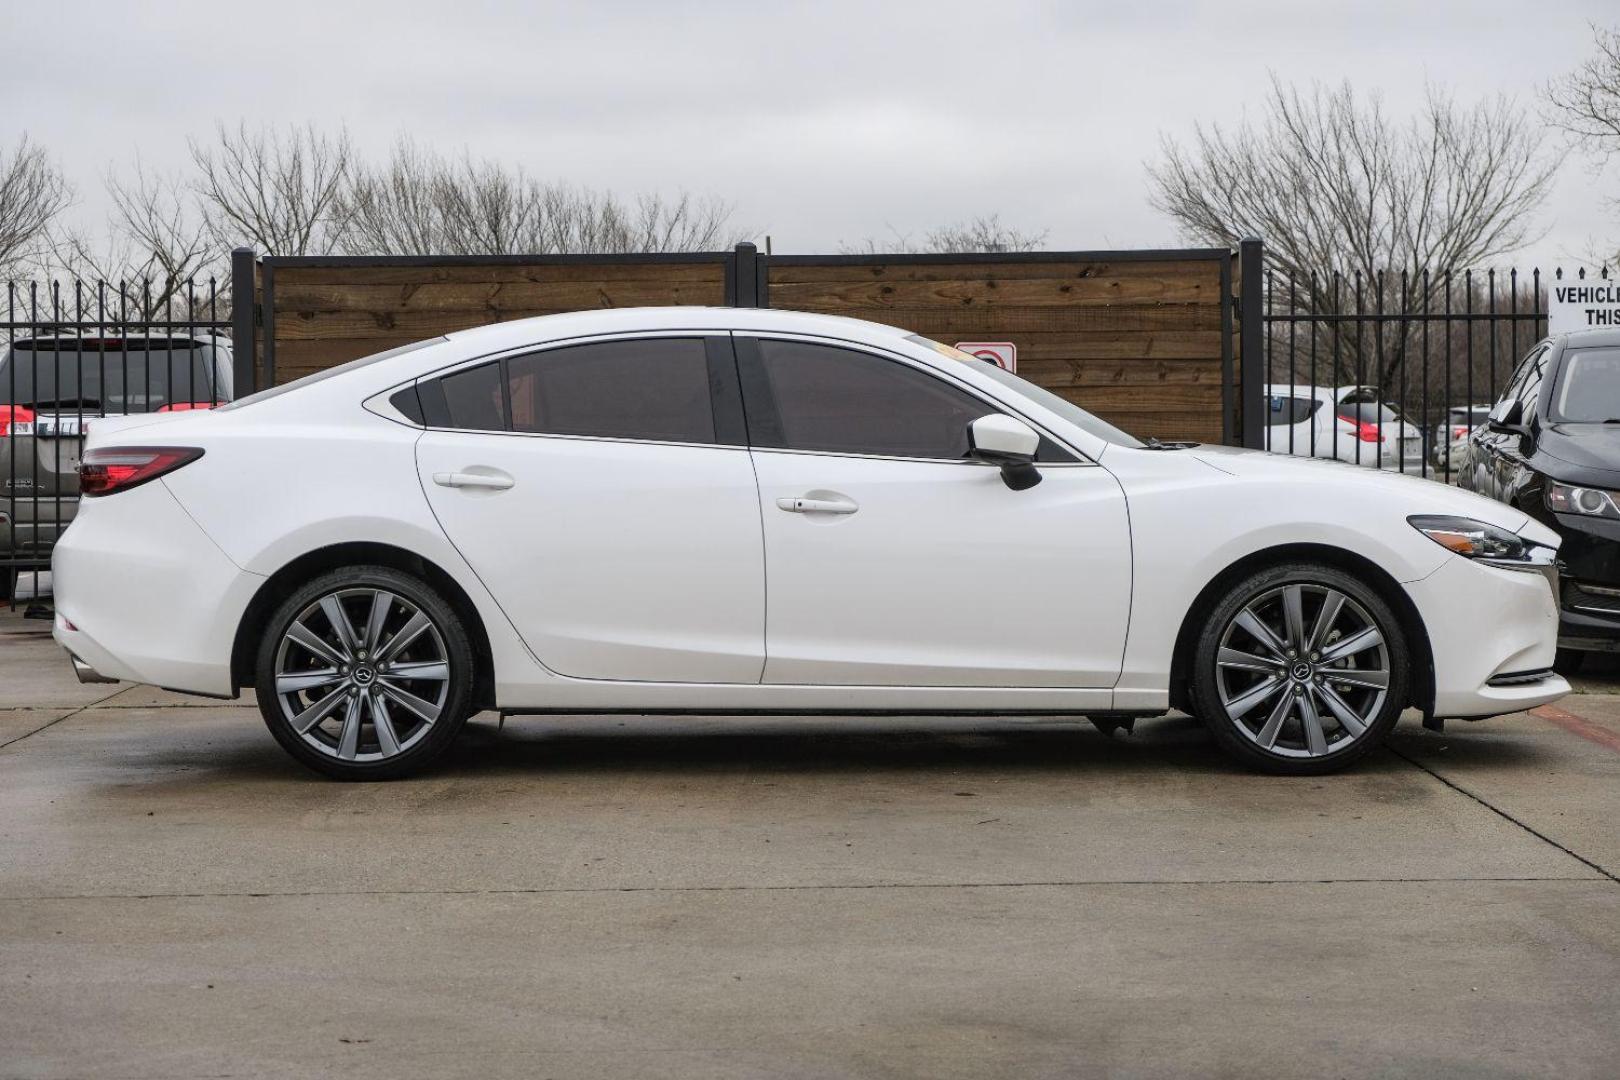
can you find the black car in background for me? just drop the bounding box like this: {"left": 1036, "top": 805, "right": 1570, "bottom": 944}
{"left": 1459, "top": 327, "right": 1620, "bottom": 670}
{"left": 1, "top": 333, "right": 234, "bottom": 598}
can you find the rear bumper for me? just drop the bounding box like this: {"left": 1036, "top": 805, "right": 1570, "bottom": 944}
{"left": 1404, "top": 554, "right": 1569, "bottom": 718}
{"left": 50, "top": 480, "right": 260, "bottom": 696}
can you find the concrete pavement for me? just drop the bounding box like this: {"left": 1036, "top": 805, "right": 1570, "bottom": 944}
{"left": 2, "top": 608, "right": 1618, "bottom": 1078}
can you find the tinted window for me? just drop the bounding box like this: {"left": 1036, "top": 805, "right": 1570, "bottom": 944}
{"left": 754, "top": 340, "right": 991, "bottom": 459}
{"left": 506, "top": 338, "right": 714, "bottom": 443}
{"left": 0, "top": 341, "right": 218, "bottom": 411}
{"left": 1510, "top": 346, "right": 1552, "bottom": 411}
{"left": 440, "top": 361, "right": 506, "bottom": 430}
{"left": 1267, "top": 395, "right": 1319, "bottom": 425}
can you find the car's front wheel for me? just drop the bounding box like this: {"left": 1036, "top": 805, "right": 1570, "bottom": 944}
{"left": 254, "top": 565, "right": 475, "bottom": 780}
{"left": 1190, "top": 562, "right": 1409, "bottom": 774}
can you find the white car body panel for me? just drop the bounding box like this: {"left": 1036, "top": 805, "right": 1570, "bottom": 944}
{"left": 417, "top": 429, "right": 766, "bottom": 684}
{"left": 750, "top": 448, "right": 1131, "bottom": 687}
{"left": 52, "top": 306, "right": 1568, "bottom": 728}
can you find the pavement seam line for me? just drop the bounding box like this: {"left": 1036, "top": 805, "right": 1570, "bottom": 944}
{"left": 1389, "top": 744, "right": 1619, "bottom": 885}
{"left": 0, "top": 876, "right": 1602, "bottom": 902}
{"left": 0, "top": 684, "right": 132, "bottom": 751}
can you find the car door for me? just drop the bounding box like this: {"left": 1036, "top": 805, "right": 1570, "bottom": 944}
{"left": 737, "top": 335, "right": 1132, "bottom": 688}
{"left": 414, "top": 334, "right": 765, "bottom": 684}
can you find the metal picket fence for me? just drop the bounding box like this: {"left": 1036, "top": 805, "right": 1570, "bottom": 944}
{"left": 2, "top": 277, "right": 232, "bottom": 605}
{"left": 1260, "top": 264, "right": 1612, "bottom": 482}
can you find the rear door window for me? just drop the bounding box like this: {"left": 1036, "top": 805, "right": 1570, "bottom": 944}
{"left": 505, "top": 338, "right": 715, "bottom": 444}
{"left": 419, "top": 337, "right": 726, "bottom": 444}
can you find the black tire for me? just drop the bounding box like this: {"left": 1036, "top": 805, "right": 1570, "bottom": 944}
{"left": 1553, "top": 648, "right": 1586, "bottom": 676}
{"left": 1190, "top": 561, "right": 1410, "bottom": 775}
{"left": 254, "top": 565, "right": 475, "bottom": 780}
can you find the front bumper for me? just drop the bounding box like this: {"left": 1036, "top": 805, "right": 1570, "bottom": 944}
{"left": 1542, "top": 511, "right": 1620, "bottom": 650}
{"left": 1404, "top": 551, "right": 1568, "bottom": 718}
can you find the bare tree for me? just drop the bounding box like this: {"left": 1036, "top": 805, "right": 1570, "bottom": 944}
{"left": 189, "top": 121, "right": 352, "bottom": 256}
{"left": 0, "top": 134, "right": 73, "bottom": 277}
{"left": 841, "top": 214, "right": 1046, "bottom": 254}
{"left": 1546, "top": 22, "right": 1620, "bottom": 261}
{"left": 342, "top": 139, "right": 742, "bottom": 255}
{"left": 1147, "top": 77, "right": 1558, "bottom": 385}
{"left": 50, "top": 161, "right": 220, "bottom": 318}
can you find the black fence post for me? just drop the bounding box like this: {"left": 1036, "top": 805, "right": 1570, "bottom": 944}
{"left": 230, "top": 247, "right": 256, "bottom": 395}
{"left": 1238, "top": 237, "right": 1265, "bottom": 449}
{"left": 732, "top": 242, "right": 760, "bottom": 307}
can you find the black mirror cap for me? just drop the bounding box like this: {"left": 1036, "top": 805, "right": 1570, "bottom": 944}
{"left": 1487, "top": 398, "right": 1525, "bottom": 434}
{"left": 1000, "top": 462, "right": 1043, "bottom": 491}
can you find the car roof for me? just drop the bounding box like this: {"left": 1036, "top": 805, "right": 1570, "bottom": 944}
{"left": 442, "top": 306, "right": 916, "bottom": 352}
{"left": 1557, "top": 327, "right": 1620, "bottom": 348}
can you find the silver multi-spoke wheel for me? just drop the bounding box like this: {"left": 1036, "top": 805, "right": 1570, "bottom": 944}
{"left": 1214, "top": 582, "right": 1390, "bottom": 760}
{"left": 272, "top": 587, "right": 451, "bottom": 763}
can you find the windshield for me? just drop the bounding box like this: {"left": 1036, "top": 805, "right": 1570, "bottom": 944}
{"left": 1550, "top": 347, "right": 1620, "bottom": 422}
{"left": 0, "top": 341, "right": 218, "bottom": 410}
{"left": 906, "top": 335, "right": 1145, "bottom": 448}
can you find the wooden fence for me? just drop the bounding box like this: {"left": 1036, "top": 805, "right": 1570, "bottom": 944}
{"left": 239, "top": 244, "right": 1249, "bottom": 445}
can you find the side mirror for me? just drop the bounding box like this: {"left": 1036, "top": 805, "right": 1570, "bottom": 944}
{"left": 969, "top": 413, "right": 1042, "bottom": 491}
{"left": 1487, "top": 398, "right": 1526, "bottom": 436}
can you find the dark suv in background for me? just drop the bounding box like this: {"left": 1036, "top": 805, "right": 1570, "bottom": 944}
{"left": 1459, "top": 327, "right": 1620, "bottom": 670}
{"left": 1, "top": 333, "right": 233, "bottom": 598}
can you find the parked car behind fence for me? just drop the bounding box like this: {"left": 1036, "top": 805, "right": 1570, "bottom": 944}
{"left": 2, "top": 332, "right": 234, "bottom": 598}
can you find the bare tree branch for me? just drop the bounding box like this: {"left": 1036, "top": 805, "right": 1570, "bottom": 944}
{"left": 340, "top": 139, "right": 744, "bottom": 255}
{"left": 0, "top": 134, "right": 73, "bottom": 277}
{"left": 189, "top": 121, "right": 352, "bottom": 256}
{"left": 841, "top": 214, "right": 1047, "bottom": 255}
{"left": 1147, "top": 76, "right": 1559, "bottom": 384}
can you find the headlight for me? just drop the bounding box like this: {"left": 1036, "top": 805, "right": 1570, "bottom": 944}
{"left": 1407, "top": 515, "right": 1529, "bottom": 561}
{"left": 1546, "top": 482, "right": 1619, "bottom": 518}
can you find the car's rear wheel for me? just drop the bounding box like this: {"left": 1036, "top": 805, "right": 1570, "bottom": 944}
{"left": 254, "top": 565, "right": 475, "bottom": 780}
{"left": 1190, "top": 562, "right": 1409, "bottom": 775}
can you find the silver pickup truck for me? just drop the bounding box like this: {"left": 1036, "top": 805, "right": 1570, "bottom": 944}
{"left": 1, "top": 333, "right": 234, "bottom": 597}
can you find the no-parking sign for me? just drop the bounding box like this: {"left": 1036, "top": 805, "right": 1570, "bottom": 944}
{"left": 954, "top": 341, "right": 1017, "bottom": 372}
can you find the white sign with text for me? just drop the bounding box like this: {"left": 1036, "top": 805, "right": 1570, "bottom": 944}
{"left": 1549, "top": 279, "right": 1620, "bottom": 334}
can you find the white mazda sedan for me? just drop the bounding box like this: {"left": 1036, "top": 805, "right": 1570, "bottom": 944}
{"left": 52, "top": 307, "right": 1568, "bottom": 779}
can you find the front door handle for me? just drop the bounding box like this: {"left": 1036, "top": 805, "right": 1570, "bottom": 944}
{"left": 433, "top": 471, "right": 515, "bottom": 490}
{"left": 776, "top": 495, "right": 858, "bottom": 515}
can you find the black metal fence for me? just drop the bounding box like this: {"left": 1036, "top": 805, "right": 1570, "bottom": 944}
{"left": 2, "top": 274, "right": 232, "bottom": 604}
{"left": 1259, "top": 259, "right": 1613, "bottom": 482}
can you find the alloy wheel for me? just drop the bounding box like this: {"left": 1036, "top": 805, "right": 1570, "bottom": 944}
{"left": 272, "top": 587, "right": 451, "bottom": 763}
{"left": 1213, "top": 582, "right": 1391, "bottom": 759}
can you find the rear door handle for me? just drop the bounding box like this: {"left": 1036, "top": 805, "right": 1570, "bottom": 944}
{"left": 776, "top": 496, "right": 858, "bottom": 515}
{"left": 433, "top": 471, "right": 514, "bottom": 490}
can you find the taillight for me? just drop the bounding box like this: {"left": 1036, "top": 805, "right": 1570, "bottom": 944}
{"left": 1452, "top": 425, "right": 1469, "bottom": 439}
{"left": 79, "top": 446, "right": 204, "bottom": 497}
{"left": 0, "top": 404, "right": 35, "bottom": 437}
{"left": 1337, "top": 414, "right": 1383, "bottom": 443}
{"left": 157, "top": 402, "right": 218, "bottom": 412}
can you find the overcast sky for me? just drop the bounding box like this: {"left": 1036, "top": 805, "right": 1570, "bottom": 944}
{"left": 2, "top": 0, "right": 1615, "bottom": 268}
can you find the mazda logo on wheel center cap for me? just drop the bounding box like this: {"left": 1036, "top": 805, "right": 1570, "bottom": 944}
{"left": 1290, "top": 662, "right": 1312, "bottom": 682}
{"left": 353, "top": 666, "right": 376, "bottom": 685}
